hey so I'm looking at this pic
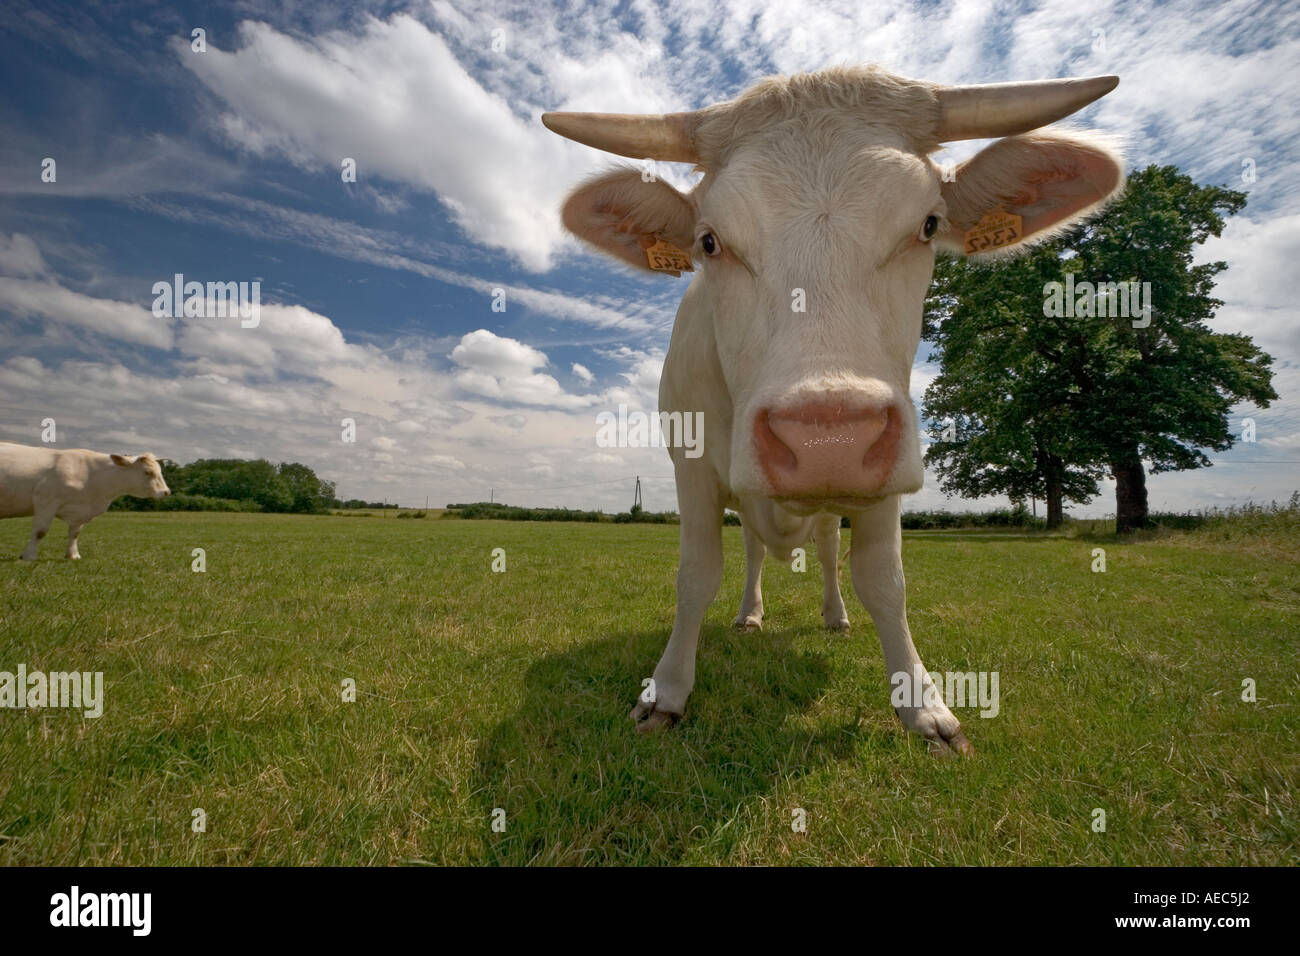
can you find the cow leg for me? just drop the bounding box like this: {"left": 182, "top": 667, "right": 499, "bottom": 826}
{"left": 21, "top": 502, "right": 57, "bottom": 561}
{"left": 849, "top": 498, "right": 972, "bottom": 756}
{"left": 814, "top": 514, "right": 850, "bottom": 632}
{"left": 66, "top": 516, "right": 88, "bottom": 560}
{"left": 631, "top": 466, "right": 722, "bottom": 731}
{"left": 733, "top": 521, "right": 765, "bottom": 631}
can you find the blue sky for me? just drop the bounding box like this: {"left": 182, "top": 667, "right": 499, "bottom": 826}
{"left": 1, "top": 0, "right": 1296, "bottom": 514}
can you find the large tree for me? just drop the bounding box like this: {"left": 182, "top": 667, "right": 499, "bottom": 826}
{"left": 923, "top": 165, "right": 1277, "bottom": 532}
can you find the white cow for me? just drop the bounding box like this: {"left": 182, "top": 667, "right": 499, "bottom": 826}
{"left": 545, "top": 67, "right": 1123, "bottom": 753}
{"left": 0, "top": 442, "right": 170, "bottom": 560}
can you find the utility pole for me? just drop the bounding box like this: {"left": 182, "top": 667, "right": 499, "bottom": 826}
{"left": 490, "top": 487, "right": 494, "bottom": 504}
{"left": 633, "top": 476, "right": 642, "bottom": 511}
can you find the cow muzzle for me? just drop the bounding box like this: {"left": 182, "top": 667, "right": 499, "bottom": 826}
{"left": 754, "top": 400, "right": 902, "bottom": 501}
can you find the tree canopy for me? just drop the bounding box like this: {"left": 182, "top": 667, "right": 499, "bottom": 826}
{"left": 114, "top": 458, "right": 337, "bottom": 513}
{"left": 922, "top": 165, "right": 1276, "bottom": 530}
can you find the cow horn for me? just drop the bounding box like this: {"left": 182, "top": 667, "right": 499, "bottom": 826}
{"left": 935, "top": 75, "right": 1118, "bottom": 141}
{"left": 541, "top": 111, "right": 700, "bottom": 164}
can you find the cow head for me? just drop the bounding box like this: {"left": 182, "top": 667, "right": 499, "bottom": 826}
{"left": 547, "top": 68, "right": 1123, "bottom": 507}
{"left": 111, "top": 453, "right": 171, "bottom": 498}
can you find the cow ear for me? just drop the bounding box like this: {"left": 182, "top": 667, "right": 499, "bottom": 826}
{"left": 560, "top": 168, "right": 697, "bottom": 275}
{"left": 937, "top": 132, "right": 1123, "bottom": 256}
{"left": 110, "top": 454, "right": 133, "bottom": 466}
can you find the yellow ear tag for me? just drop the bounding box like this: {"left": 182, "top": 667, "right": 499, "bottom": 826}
{"left": 963, "top": 210, "right": 1023, "bottom": 254}
{"left": 644, "top": 238, "right": 694, "bottom": 274}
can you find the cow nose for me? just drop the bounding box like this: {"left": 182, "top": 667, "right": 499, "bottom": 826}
{"left": 755, "top": 401, "right": 900, "bottom": 497}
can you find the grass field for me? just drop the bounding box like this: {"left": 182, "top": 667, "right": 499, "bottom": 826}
{"left": 0, "top": 511, "right": 1296, "bottom": 865}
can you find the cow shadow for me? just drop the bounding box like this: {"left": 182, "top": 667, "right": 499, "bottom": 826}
{"left": 473, "top": 624, "right": 862, "bottom": 865}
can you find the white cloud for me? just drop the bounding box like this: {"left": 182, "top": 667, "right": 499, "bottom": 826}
{"left": 451, "top": 329, "right": 548, "bottom": 378}
{"left": 429, "top": 454, "right": 467, "bottom": 471}
{"left": 0, "top": 275, "right": 172, "bottom": 350}
{"left": 0, "top": 233, "right": 47, "bottom": 277}
{"left": 580, "top": 452, "right": 624, "bottom": 465}
{"left": 1200, "top": 212, "right": 1300, "bottom": 358}
{"left": 449, "top": 328, "right": 600, "bottom": 409}
{"left": 181, "top": 15, "right": 577, "bottom": 272}
{"left": 600, "top": 345, "right": 663, "bottom": 404}
{"left": 176, "top": 303, "right": 350, "bottom": 377}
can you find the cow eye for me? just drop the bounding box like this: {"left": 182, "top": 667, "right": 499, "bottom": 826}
{"left": 920, "top": 215, "right": 940, "bottom": 241}
{"left": 700, "top": 232, "right": 721, "bottom": 257}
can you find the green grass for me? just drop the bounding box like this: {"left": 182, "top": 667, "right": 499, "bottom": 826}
{"left": 0, "top": 512, "right": 1296, "bottom": 865}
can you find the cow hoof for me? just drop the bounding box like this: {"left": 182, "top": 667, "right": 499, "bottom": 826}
{"left": 733, "top": 615, "right": 763, "bottom": 631}
{"left": 894, "top": 706, "right": 974, "bottom": 757}
{"left": 929, "top": 728, "right": 975, "bottom": 758}
{"left": 824, "top": 617, "right": 850, "bottom": 633}
{"left": 629, "top": 699, "right": 682, "bottom": 732}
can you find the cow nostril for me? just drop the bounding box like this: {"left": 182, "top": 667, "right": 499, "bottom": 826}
{"left": 754, "top": 409, "right": 798, "bottom": 471}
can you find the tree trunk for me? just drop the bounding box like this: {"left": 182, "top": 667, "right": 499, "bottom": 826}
{"left": 1113, "top": 455, "right": 1149, "bottom": 533}
{"left": 1044, "top": 456, "right": 1064, "bottom": 529}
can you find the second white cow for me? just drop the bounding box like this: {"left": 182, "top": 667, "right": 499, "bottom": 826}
{"left": 0, "top": 442, "right": 171, "bottom": 560}
{"left": 546, "top": 67, "right": 1124, "bottom": 753}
